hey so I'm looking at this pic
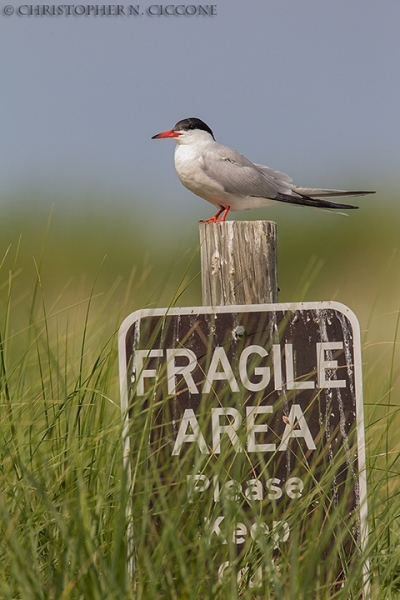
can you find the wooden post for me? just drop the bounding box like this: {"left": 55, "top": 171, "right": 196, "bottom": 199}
{"left": 199, "top": 220, "right": 278, "bottom": 306}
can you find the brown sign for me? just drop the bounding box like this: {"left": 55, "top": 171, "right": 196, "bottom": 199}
{"left": 119, "top": 302, "right": 368, "bottom": 595}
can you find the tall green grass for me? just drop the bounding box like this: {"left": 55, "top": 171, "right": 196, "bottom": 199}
{"left": 0, "top": 240, "right": 128, "bottom": 599}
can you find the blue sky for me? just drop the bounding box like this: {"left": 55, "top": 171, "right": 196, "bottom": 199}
{"left": 2, "top": 0, "right": 400, "bottom": 220}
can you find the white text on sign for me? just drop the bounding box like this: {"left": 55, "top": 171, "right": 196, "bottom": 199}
{"left": 133, "top": 341, "right": 346, "bottom": 396}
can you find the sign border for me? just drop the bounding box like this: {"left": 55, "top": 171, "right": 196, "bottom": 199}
{"left": 118, "top": 301, "right": 369, "bottom": 596}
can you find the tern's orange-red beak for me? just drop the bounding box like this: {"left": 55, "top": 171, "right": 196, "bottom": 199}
{"left": 151, "top": 129, "right": 182, "bottom": 139}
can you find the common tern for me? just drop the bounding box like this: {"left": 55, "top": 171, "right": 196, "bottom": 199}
{"left": 152, "top": 117, "right": 375, "bottom": 223}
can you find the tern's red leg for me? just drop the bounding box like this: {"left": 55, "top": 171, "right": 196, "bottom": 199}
{"left": 219, "top": 205, "right": 231, "bottom": 221}
{"left": 200, "top": 205, "right": 231, "bottom": 224}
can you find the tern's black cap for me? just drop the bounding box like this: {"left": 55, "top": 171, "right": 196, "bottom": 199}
{"left": 173, "top": 118, "right": 215, "bottom": 140}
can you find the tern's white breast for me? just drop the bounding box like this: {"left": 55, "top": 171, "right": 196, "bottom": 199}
{"left": 174, "top": 144, "right": 226, "bottom": 206}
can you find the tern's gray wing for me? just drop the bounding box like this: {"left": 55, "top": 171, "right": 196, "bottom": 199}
{"left": 202, "top": 144, "right": 292, "bottom": 199}
{"left": 254, "top": 164, "right": 293, "bottom": 183}
{"left": 202, "top": 143, "right": 375, "bottom": 209}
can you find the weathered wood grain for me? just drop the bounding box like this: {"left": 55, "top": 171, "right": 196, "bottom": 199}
{"left": 199, "top": 221, "right": 278, "bottom": 306}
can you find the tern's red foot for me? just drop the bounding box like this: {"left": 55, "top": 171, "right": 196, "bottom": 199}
{"left": 200, "top": 216, "right": 220, "bottom": 223}
{"left": 200, "top": 205, "right": 231, "bottom": 224}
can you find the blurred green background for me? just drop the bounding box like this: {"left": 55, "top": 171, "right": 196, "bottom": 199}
{"left": 2, "top": 187, "right": 398, "bottom": 344}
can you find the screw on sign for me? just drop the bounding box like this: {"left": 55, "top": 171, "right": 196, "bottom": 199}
{"left": 119, "top": 302, "right": 369, "bottom": 597}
